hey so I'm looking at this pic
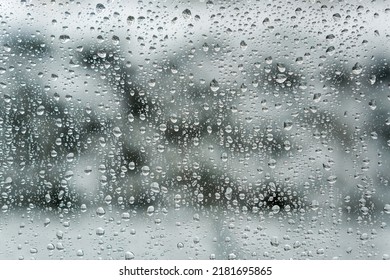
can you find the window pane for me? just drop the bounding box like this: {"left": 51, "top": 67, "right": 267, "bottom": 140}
{"left": 1, "top": 0, "right": 389, "bottom": 260}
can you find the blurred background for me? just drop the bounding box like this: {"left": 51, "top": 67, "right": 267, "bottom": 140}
{"left": 0, "top": 0, "right": 390, "bottom": 259}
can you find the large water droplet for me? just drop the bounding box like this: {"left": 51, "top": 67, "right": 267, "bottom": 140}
{"left": 352, "top": 63, "right": 363, "bottom": 75}
{"left": 210, "top": 79, "right": 219, "bottom": 92}
{"left": 96, "top": 3, "right": 105, "bottom": 13}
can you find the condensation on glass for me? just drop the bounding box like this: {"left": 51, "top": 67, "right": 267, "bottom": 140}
{"left": 0, "top": 0, "right": 390, "bottom": 260}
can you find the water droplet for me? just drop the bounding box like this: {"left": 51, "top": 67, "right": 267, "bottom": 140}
{"left": 56, "top": 230, "right": 64, "bottom": 240}
{"left": 30, "top": 248, "right": 38, "bottom": 254}
{"left": 240, "top": 40, "right": 247, "bottom": 50}
{"left": 283, "top": 121, "right": 293, "bottom": 131}
{"left": 332, "top": 13, "right": 341, "bottom": 21}
{"left": 275, "top": 73, "right": 287, "bottom": 83}
{"left": 310, "top": 200, "right": 319, "bottom": 211}
{"left": 268, "top": 159, "right": 276, "bottom": 169}
{"left": 127, "top": 16, "right": 135, "bottom": 25}
{"left": 150, "top": 182, "right": 160, "bottom": 193}
{"left": 225, "top": 187, "right": 233, "bottom": 200}
{"left": 76, "top": 250, "right": 84, "bottom": 257}
{"left": 228, "top": 253, "right": 237, "bottom": 260}
{"left": 147, "top": 206, "right": 155, "bottom": 216}
{"left": 96, "top": 207, "right": 106, "bottom": 217}
{"left": 84, "top": 166, "right": 92, "bottom": 175}
{"left": 125, "top": 251, "right": 135, "bottom": 260}
{"left": 360, "top": 206, "right": 369, "bottom": 215}
{"left": 316, "top": 248, "right": 325, "bottom": 255}
{"left": 271, "top": 205, "right": 280, "bottom": 214}
{"left": 182, "top": 9, "right": 192, "bottom": 19}
{"left": 96, "top": 227, "right": 105, "bottom": 236}
{"left": 80, "top": 204, "right": 87, "bottom": 212}
{"left": 113, "top": 127, "right": 122, "bottom": 137}
{"left": 112, "top": 35, "right": 120, "bottom": 45}
{"left": 352, "top": 63, "right": 363, "bottom": 75}
{"left": 141, "top": 166, "right": 150, "bottom": 176}
{"left": 128, "top": 162, "right": 135, "bottom": 170}
{"left": 368, "top": 100, "right": 376, "bottom": 110}
{"left": 327, "top": 175, "right": 337, "bottom": 185}
{"left": 96, "top": 3, "right": 105, "bottom": 13}
{"left": 121, "top": 212, "right": 130, "bottom": 221}
{"left": 270, "top": 236, "right": 280, "bottom": 247}
{"left": 210, "top": 79, "right": 219, "bottom": 92}
{"left": 1, "top": 205, "right": 8, "bottom": 213}
{"left": 36, "top": 105, "right": 45, "bottom": 115}
{"left": 384, "top": 204, "right": 390, "bottom": 214}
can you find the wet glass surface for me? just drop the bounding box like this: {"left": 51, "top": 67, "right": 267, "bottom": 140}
{"left": 0, "top": 0, "right": 390, "bottom": 260}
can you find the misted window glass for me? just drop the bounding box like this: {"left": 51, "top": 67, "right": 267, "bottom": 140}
{"left": 0, "top": 0, "right": 389, "bottom": 260}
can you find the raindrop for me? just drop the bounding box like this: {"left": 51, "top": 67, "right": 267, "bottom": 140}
{"left": 268, "top": 159, "right": 276, "bottom": 169}
{"left": 76, "top": 250, "right": 84, "bottom": 257}
{"left": 275, "top": 74, "right": 287, "bottom": 84}
{"left": 96, "top": 227, "right": 105, "bottom": 236}
{"left": 210, "top": 79, "right": 220, "bottom": 92}
{"left": 352, "top": 63, "right": 363, "bottom": 75}
{"left": 327, "top": 175, "right": 337, "bottom": 185}
{"left": 121, "top": 212, "right": 130, "bottom": 221}
{"left": 113, "top": 127, "right": 122, "bottom": 137}
{"left": 240, "top": 40, "right": 247, "bottom": 50}
{"left": 96, "top": 207, "right": 106, "bottom": 217}
{"left": 125, "top": 251, "right": 135, "bottom": 260}
{"left": 127, "top": 16, "right": 135, "bottom": 25}
{"left": 59, "top": 35, "right": 70, "bottom": 43}
{"left": 36, "top": 105, "right": 45, "bottom": 116}
{"left": 283, "top": 121, "right": 293, "bottom": 131}
{"left": 384, "top": 204, "right": 390, "bottom": 214}
{"left": 147, "top": 206, "right": 155, "bottom": 216}
{"left": 332, "top": 13, "right": 341, "bottom": 21}
{"left": 141, "top": 166, "right": 150, "bottom": 176}
{"left": 96, "top": 3, "right": 105, "bottom": 13}
{"left": 150, "top": 182, "right": 160, "bottom": 193}
{"left": 270, "top": 236, "right": 280, "bottom": 247}
{"left": 182, "top": 9, "right": 192, "bottom": 19}
{"left": 271, "top": 205, "right": 280, "bottom": 214}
